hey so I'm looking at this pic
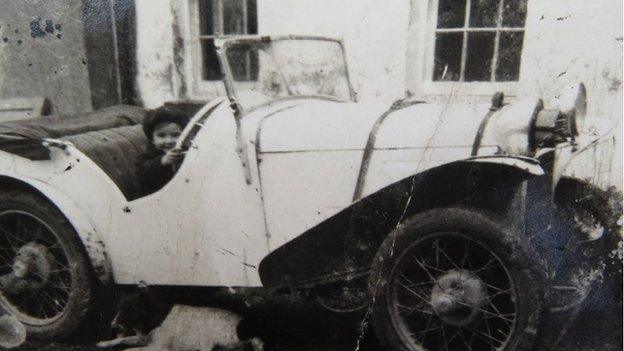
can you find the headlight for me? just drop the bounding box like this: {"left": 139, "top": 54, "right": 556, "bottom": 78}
{"left": 531, "top": 108, "right": 573, "bottom": 149}
{"left": 491, "top": 83, "right": 586, "bottom": 157}
{"left": 531, "top": 83, "right": 587, "bottom": 151}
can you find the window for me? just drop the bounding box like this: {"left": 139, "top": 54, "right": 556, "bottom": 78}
{"left": 197, "top": 0, "right": 258, "bottom": 81}
{"left": 433, "top": 0, "right": 527, "bottom": 82}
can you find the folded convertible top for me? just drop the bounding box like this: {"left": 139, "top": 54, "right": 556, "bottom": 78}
{"left": 0, "top": 104, "right": 146, "bottom": 139}
{"left": 0, "top": 103, "right": 201, "bottom": 199}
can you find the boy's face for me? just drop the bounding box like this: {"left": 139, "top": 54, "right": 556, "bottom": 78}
{"left": 151, "top": 122, "right": 182, "bottom": 152}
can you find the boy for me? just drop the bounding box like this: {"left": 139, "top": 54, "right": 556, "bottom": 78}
{"left": 98, "top": 106, "right": 191, "bottom": 346}
{"left": 137, "top": 105, "right": 190, "bottom": 196}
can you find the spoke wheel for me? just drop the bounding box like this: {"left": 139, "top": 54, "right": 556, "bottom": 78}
{"left": 0, "top": 210, "right": 73, "bottom": 325}
{"left": 0, "top": 190, "right": 94, "bottom": 339}
{"left": 369, "top": 208, "right": 545, "bottom": 351}
{"left": 390, "top": 233, "right": 516, "bottom": 350}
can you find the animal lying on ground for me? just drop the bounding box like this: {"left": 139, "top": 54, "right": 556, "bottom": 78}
{"left": 97, "top": 304, "right": 264, "bottom": 351}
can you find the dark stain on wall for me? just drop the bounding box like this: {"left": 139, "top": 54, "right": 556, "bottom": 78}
{"left": 113, "top": 0, "right": 139, "bottom": 106}
{"left": 82, "top": 0, "right": 122, "bottom": 110}
{"left": 29, "top": 17, "right": 62, "bottom": 38}
{"left": 81, "top": 0, "right": 138, "bottom": 109}
{"left": 29, "top": 18, "right": 45, "bottom": 37}
{"left": 1, "top": 1, "right": 138, "bottom": 114}
{"left": 171, "top": 2, "right": 187, "bottom": 99}
{"left": 0, "top": 1, "right": 92, "bottom": 114}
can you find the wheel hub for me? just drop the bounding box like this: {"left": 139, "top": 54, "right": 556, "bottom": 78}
{"left": 8, "top": 243, "right": 55, "bottom": 291}
{"left": 430, "top": 269, "right": 487, "bottom": 326}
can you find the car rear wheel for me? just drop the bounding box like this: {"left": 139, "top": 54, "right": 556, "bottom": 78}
{"left": 369, "top": 207, "right": 545, "bottom": 351}
{"left": 0, "top": 189, "right": 94, "bottom": 339}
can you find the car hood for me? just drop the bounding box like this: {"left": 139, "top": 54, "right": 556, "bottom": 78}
{"left": 256, "top": 99, "right": 495, "bottom": 153}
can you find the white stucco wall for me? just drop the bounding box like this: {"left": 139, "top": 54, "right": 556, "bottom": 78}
{"left": 521, "top": 0, "right": 622, "bottom": 187}
{"left": 257, "top": 0, "right": 411, "bottom": 103}
{"left": 0, "top": 0, "right": 93, "bottom": 114}
{"left": 135, "top": 0, "right": 621, "bottom": 112}
{"left": 521, "top": 0, "right": 622, "bottom": 120}
{"left": 135, "top": 0, "right": 412, "bottom": 107}
{"left": 135, "top": 0, "right": 179, "bottom": 107}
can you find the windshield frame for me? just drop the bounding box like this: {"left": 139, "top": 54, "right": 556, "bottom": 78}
{"left": 215, "top": 35, "right": 356, "bottom": 115}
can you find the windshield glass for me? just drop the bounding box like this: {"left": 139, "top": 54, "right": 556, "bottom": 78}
{"left": 221, "top": 37, "right": 353, "bottom": 111}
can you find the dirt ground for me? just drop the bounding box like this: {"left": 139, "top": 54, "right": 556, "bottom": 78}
{"left": 12, "top": 267, "right": 623, "bottom": 351}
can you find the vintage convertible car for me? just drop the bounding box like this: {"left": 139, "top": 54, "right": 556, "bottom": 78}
{"left": 0, "top": 36, "right": 618, "bottom": 350}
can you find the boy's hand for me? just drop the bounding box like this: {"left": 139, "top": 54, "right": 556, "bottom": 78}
{"left": 161, "top": 149, "right": 184, "bottom": 166}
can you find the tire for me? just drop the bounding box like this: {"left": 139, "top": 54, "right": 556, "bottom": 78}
{"left": 369, "top": 207, "right": 546, "bottom": 351}
{"left": 0, "top": 189, "right": 95, "bottom": 339}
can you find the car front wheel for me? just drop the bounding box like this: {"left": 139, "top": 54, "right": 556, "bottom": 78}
{"left": 369, "top": 207, "right": 546, "bottom": 351}
{"left": 0, "top": 189, "right": 95, "bottom": 339}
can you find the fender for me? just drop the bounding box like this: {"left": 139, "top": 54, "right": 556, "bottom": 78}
{"left": 0, "top": 174, "right": 113, "bottom": 284}
{"left": 259, "top": 157, "right": 546, "bottom": 288}
{"left": 464, "top": 155, "right": 545, "bottom": 176}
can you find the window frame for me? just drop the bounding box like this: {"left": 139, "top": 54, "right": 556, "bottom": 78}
{"left": 408, "top": 0, "right": 528, "bottom": 98}
{"left": 187, "top": 0, "right": 257, "bottom": 100}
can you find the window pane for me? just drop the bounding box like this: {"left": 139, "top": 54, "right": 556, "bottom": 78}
{"left": 247, "top": 0, "right": 257, "bottom": 34}
{"left": 223, "top": 0, "right": 245, "bottom": 35}
{"left": 226, "top": 45, "right": 259, "bottom": 81}
{"left": 496, "top": 32, "right": 523, "bottom": 81}
{"left": 249, "top": 49, "right": 259, "bottom": 80}
{"left": 433, "top": 32, "right": 463, "bottom": 81}
{"left": 201, "top": 39, "right": 222, "bottom": 80}
{"left": 465, "top": 32, "right": 495, "bottom": 81}
{"left": 437, "top": 0, "right": 466, "bottom": 28}
{"left": 502, "top": 0, "right": 527, "bottom": 27}
{"left": 198, "top": 0, "right": 214, "bottom": 35}
{"left": 469, "top": 0, "right": 499, "bottom": 28}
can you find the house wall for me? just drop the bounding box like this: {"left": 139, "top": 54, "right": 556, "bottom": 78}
{"left": 0, "top": 0, "right": 129, "bottom": 115}
{"left": 519, "top": 0, "right": 622, "bottom": 187}
{"left": 257, "top": 0, "right": 411, "bottom": 104}
{"left": 135, "top": 0, "right": 412, "bottom": 107}
{"left": 137, "top": 0, "right": 621, "bottom": 113}
{"left": 520, "top": 0, "right": 622, "bottom": 121}
{"left": 0, "top": 1, "right": 93, "bottom": 115}
{"left": 135, "top": 0, "right": 180, "bottom": 107}
{"left": 404, "top": 0, "right": 622, "bottom": 186}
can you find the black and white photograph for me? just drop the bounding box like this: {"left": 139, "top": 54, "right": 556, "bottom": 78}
{"left": 0, "top": 1, "right": 622, "bottom": 350}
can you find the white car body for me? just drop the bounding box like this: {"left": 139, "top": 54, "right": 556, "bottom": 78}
{"left": 0, "top": 95, "right": 540, "bottom": 287}
{"left": 0, "top": 36, "right": 597, "bottom": 289}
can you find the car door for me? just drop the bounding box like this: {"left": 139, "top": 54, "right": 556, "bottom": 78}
{"left": 110, "top": 102, "right": 269, "bottom": 287}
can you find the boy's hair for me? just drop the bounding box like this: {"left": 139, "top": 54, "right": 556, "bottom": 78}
{"left": 142, "top": 105, "right": 190, "bottom": 141}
